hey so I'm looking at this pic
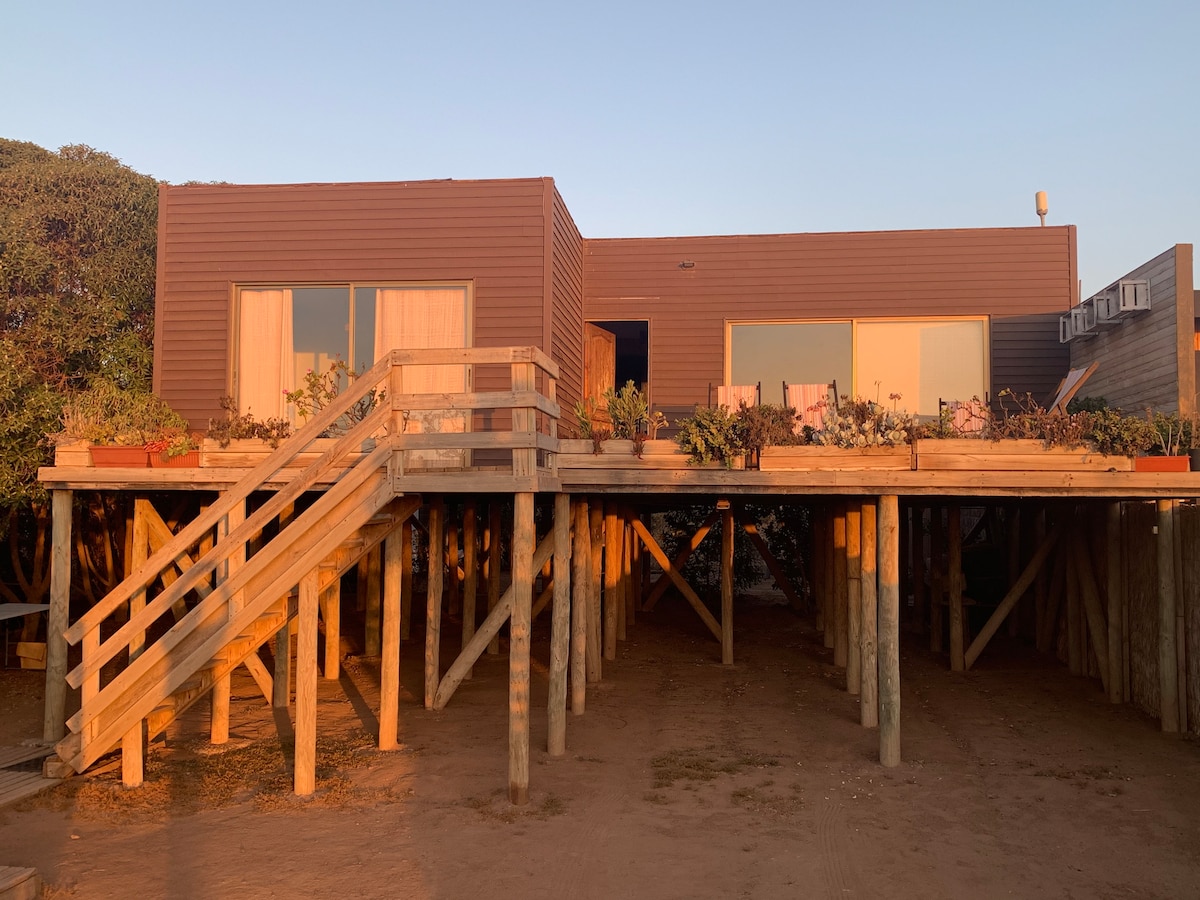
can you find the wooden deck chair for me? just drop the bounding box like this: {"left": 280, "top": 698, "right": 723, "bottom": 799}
{"left": 1047, "top": 363, "right": 1098, "bottom": 414}
{"left": 784, "top": 381, "right": 836, "bottom": 432}
{"left": 712, "top": 383, "right": 760, "bottom": 410}
{"left": 937, "top": 397, "right": 988, "bottom": 434}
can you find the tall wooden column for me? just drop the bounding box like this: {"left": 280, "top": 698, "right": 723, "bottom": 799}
{"left": 400, "top": 519, "right": 414, "bottom": 642}
{"left": 823, "top": 506, "right": 835, "bottom": 649}
{"left": 570, "top": 498, "right": 590, "bottom": 713}
{"left": 212, "top": 498, "right": 246, "bottom": 743}
{"left": 603, "top": 504, "right": 620, "bottom": 661}
{"left": 510, "top": 492, "right": 535, "bottom": 804}
{"left": 486, "top": 502, "right": 502, "bottom": 655}
{"left": 424, "top": 498, "right": 445, "bottom": 710}
{"left": 294, "top": 569, "right": 320, "bottom": 795}
{"left": 721, "top": 500, "right": 734, "bottom": 666}
{"left": 548, "top": 494, "right": 572, "bottom": 756}
{"left": 860, "top": 501, "right": 879, "bottom": 728}
{"left": 587, "top": 501, "right": 604, "bottom": 681}
{"left": 879, "top": 495, "right": 901, "bottom": 767}
{"left": 1156, "top": 500, "right": 1179, "bottom": 733}
{"left": 462, "top": 500, "right": 478, "bottom": 680}
{"left": 948, "top": 504, "right": 965, "bottom": 672}
{"left": 322, "top": 580, "right": 341, "bottom": 680}
{"left": 846, "top": 503, "right": 862, "bottom": 695}
{"left": 123, "top": 498, "right": 152, "bottom": 787}
{"left": 43, "top": 489, "right": 73, "bottom": 743}
{"left": 833, "top": 502, "right": 848, "bottom": 668}
{"left": 380, "top": 526, "right": 404, "bottom": 751}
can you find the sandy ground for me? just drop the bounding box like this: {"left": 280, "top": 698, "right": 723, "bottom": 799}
{"left": 2, "top": 596, "right": 1199, "bottom": 900}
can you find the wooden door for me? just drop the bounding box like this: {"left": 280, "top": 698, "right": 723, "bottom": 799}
{"left": 584, "top": 323, "right": 616, "bottom": 424}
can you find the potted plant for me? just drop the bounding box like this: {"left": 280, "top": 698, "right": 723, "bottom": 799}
{"left": 1137, "top": 410, "right": 1191, "bottom": 472}
{"left": 674, "top": 404, "right": 747, "bottom": 469}
{"left": 53, "top": 382, "right": 192, "bottom": 467}
{"left": 144, "top": 430, "right": 201, "bottom": 467}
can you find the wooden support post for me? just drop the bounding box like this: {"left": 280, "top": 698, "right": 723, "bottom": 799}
{"left": 860, "top": 501, "right": 879, "bottom": 728}
{"left": 571, "top": 498, "right": 590, "bottom": 714}
{"left": 812, "top": 505, "right": 825, "bottom": 632}
{"left": 604, "top": 504, "right": 620, "bottom": 661}
{"left": 823, "top": 505, "right": 835, "bottom": 649}
{"left": 321, "top": 581, "right": 341, "bottom": 680}
{"left": 447, "top": 521, "right": 460, "bottom": 618}
{"left": 123, "top": 498, "right": 152, "bottom": 787}
{"left": 273, "top": 619, "right": 291, "bottom": 709}
{"left": 486, "top": 501, "right": 502, "bottom": 655}
{"left": 462, "top": 499, "right": 478, "bottom": 680}
{"left": 623, "top": 513, "right": 635, "bottom": 634}
{"left": 1066, "top": 522, "right": 1082, "bottom": 675}
{"left": 365, "top": 545, "right": 382, "bottom": 657}
{"left": 879, "top": 495, "right": 901, "bottom": 767}
{"left": 1070, "top": 530, "right": 1111, "bottom": 695}
{"left": 629, "top": 510, "right": 643, "bottom": 612}
{"left": 833, "top": 502, "right": 848, "bottom": 667}
{"left": 1156, "top": 500, "right": 1179, "bottom": 733}
{"left": 911, "top": 505, "right": 927, "bottom": 636}
{"left": 1006, "top": 505, "right": 1022, "bottom": 638}
{"left": 548, "top": 494, "right": 571, "bottom": 756}
{"left": 1034, "top": 507, "right": 1048, "bottom": 652}
{"left": 846, "top": 503, "right": 862, "bottom": 694}
{"left": 965, "top": 523, "right": 1062, "bottom": 669}
{"left": 401, "top": 519, "right": 414, "bottom": 642}
{"left": 212, "top": 498, "right": 246, "bottom": 744}
{"left": 44, "top": 489, "right": 72, "bottom": 743}
{"left": 721, "top": 501, "right": 734, "bottom": 666}
{"left": 588, "top": 501, "right": 604, "bottom": 681}
{"left": 295, "top": 568, "right": 319, "bottom": 796}
{"left": 380, "top": 528, "right": 403, "bottom": 751}
{"left": 510, "top": 492, "right": 535, "bottom": 805}
{"left": 930, "top": 506, "right": 944, "bottom": 653}
{"left": 425, "top": 497, "right": 445, "bottom": 710}
{"left": 615, "top": 512, "right": 627, "bottom": 643}
{"left": 948, "top": 504, "right": 965, "bottom": 673}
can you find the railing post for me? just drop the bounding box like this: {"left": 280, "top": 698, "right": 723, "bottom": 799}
{"left": 44, "top": 489, "right": 73, "bottom": 743}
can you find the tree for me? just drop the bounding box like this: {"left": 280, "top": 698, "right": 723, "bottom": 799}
{"left": 0, "top": 139, "right": 158, "bottom": 510}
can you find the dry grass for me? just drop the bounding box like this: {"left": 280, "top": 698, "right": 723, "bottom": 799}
{"left": 464, "top": 788, "right": 567, "bottom": 823}
{"left": 22, "top": 730, "right": 394, "bottom": 820}
{"left": 649, "top": 744, "right": 779, "bottom": 790}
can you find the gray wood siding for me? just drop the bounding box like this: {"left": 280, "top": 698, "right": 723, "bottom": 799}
{"left": 550, "top": 185, "right": 584, "bottom": 415}
{"left": 584, "top": 227, "right": 1076, "bottom": 409}
{"left": 1070, "top": 246, "right": 1194, "bottom": 414}
{"left": 154, "top": 179, "right": 549, "bottom": 428}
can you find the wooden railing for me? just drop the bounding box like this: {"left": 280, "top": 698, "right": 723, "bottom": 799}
{"left": 57, "top": 347, "right": 560, "bottom": 770}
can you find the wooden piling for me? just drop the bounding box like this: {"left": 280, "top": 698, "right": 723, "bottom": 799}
{"left": 294, "top": 569, "right": 319, "bottom": 795}
{"left": 948, "top": 504, "right": 964, "bottom": 672}
{"left": 823, "top": 505, "right": 835, "bottom": 649}
{"left": 846, "top": 503, "right": 862, "bottom": 694}
{"left": 833, "top": 502, "right": 848, "bottom": 668}
{"left": 485, "top": 501, "right": 502, "bottom": 655}
{"left": 462, "top": 500, "right": 478, "bottom": 680}
{"left": 321, "top": 581, "right": 341, "bottom": 680}
{"left": 1156, "top": 500, "right": 1179, "bottom": 733}
{"left": 447, "top": 521, "right": 460, "bottom": 618}
{"left": 510, "top": 492, "right": 535, "bottom": 804}
{"left": 588, "top": 501, "right": 604, "bottom": 681}
{"left": 571, "top": 498, "right": 590, "bottom": 714}
{"left": 400, "top": 518, "right": 414, "bottom": 642}
{"left": 548, "top": 493, "right": 571, "bottom": 756}
{"left": 604, "top": 504, "right": 620, "bottom": 661}
{"left": 380, "top": 527, "right": 403, "bottom": 750}
{"left": 721, "top": 501, "right": 734, "bottom": 666}
{"left": 43, "top": 489, "right": 72, "bottom": 743}
{"left": 860, "top": 501, "right": 879, "bottom": 728}
{"left": 425, "top": 497, "right": 445, "bottom": 710}
{"left": 211, "top": 498, "right": 245, "bottom": 745}
{"left": 879, "top": 495, "right": 901, "bottom": 767}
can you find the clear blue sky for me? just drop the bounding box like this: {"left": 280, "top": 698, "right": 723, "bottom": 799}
{"left": 4, "top": 0, "right": 1197, "bottom": 297}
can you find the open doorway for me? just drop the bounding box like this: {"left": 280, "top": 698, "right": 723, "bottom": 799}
{"left": 587, "top": 319, "right": 649, "bottom": 399}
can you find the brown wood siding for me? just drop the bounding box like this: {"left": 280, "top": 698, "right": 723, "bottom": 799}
{"left": 154, "top": 179, "right": 549, "bottom": 428}
{"left": 584, "top": 227, "right": 1076, "bottom": 409}
{"left": 550, "top": 184, "right": 585, "bottom": 416}
{"left": 1070, "top": 245, "right": 1194, "bottom": 413}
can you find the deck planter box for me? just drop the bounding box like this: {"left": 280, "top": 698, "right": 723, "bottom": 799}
{"left": 200, "top": 438, "right": 372, "bottom": 469}
{"left": 1133, "top": 455, "right": 1190, "bottom": 473}
{"left": 150, "top": 450, "right": 201, "bottom": 468}
{"left": 759, "top": 445, "right": 912, "bottom": 471}
{"left": 53, "top": 441, "right": 93, "bottom": 467}
{"left": 556, "top": 439, "right": 721, "bottom": 469}
{"left": 913, "top": 439, "right": 1133, "bottom": 472}
{"left": 89, "top": 446, "right": 149, "bottom": 468}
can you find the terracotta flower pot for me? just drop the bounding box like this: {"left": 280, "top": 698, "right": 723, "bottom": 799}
{"left": 90, "top": 446, "right": 149, "bottom": 467}
{"left": 1133, "top": 455, "right": 1190, "bottom": 473}
{"left": 149, "top": 450, "right": 200, "bottom": 468}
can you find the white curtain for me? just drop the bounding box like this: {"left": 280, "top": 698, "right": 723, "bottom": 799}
{"left": 237, "top": 289, "right": 294, "bottom": 419}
